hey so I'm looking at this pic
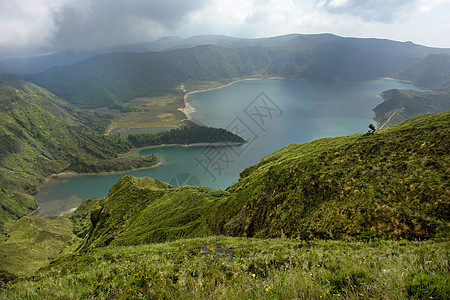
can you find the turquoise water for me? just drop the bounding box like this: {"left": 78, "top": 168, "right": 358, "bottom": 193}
{"left": 35, "top": 79, "right": 421, "bottom": 216}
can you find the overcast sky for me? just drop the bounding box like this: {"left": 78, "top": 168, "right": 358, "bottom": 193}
{"left": 1, "top": 0, "right": 450, "bottom": 59}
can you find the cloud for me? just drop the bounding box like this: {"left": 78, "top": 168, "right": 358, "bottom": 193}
{"left": 182, "top": 0, "right": 308, "bottom": 38}
{"left": 315, "top": 0, "right": 420, "bottom": 22}
{"left": 1, "top": 0, "right": 449, "bottom": 59}
{"left": 51, "top": 0, "right": 207, "bottom": 50}
{"left": 0, "top": 0, "right": 207, "bottom": 57}
{"left": 0, "top": 0, "right": 65, "bottom": 57}
{"left": 316, "top": 0, "right": 450, "bottom": 23}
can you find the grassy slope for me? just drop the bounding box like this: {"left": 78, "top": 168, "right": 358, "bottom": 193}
{"left": 78, "top": 111, "right": 449, "bottom": 252}
{"left": 0, "top": 216, "right": 77, "bottom": 275}
{"left": 0, "top": 78, "right": 158, "bottom": 226}
{"left": 1, "top": 237, "right": 448, "bottom": 299}
{"left": 217, "top": 111, "right": 449, "bottom": 240}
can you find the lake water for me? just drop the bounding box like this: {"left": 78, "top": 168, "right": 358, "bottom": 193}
{"left": 35, "top": 78, "right": 421, "bottom": 216}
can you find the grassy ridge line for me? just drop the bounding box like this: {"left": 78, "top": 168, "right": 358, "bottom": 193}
{"left": 77, "top": 112, "right": 449, "bottom": 253}
{"left": 216, "top": 111, "right": 449, "bottom": 240}
{"left": 78, "top": 177, "right": 230, "bottom": 251}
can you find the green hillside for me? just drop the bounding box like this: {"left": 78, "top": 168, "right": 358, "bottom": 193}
{"left": 372, "top": 54, "right": 450, "bottom": 128}
{"left": 1, "top": 111, "right": 448, "bottom": 299}
{"left": 22, "top": 46, "right": 271, "bottom": 107}
{"left": 4, "top": 33, "right": 450, "bottom": 75}
{"left": 0, "top": 78, "right": 158, "bottom": 226}
{"left": 398, "top": 54, "right": 450, "bottom": 91}
{"left": 374, "top": 89, "right": 450, "bottom": 128}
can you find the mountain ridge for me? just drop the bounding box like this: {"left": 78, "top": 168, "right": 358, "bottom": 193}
{"left": 3, "top": 33, "right": 450, "bottom": 75}
{"left": 78, "top": 111, "right": 449, "bottom": 251}
{"left": 18, "top": 35, "right": 450, "bottom": 108}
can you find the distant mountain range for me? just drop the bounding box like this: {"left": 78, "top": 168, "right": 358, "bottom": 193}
{"left": 8, "top": 34, "right": 448, "bottom": 108}
{"left": 3, "top": 33, "right": 449, "bottom": 75}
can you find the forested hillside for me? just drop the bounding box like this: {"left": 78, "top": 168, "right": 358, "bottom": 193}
{"left": 398, "top": 53, "right": 450, "bottom": 91}
{"left": 127, "top": 126, "right": 246, "bottom": 147}
{"left": 0, "top": 78, "right": 158, "bottom": 226}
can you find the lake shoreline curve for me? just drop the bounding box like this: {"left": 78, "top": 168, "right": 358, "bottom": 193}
{"left": 179, "top": 76, "right": 285, "bottom": 121}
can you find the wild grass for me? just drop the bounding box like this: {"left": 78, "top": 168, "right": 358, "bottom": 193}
{"left": 1, "top": 237, "right": 448, "bottom": 299}
{"left": 0, "top": 216, "right": 77, "bottom": 276}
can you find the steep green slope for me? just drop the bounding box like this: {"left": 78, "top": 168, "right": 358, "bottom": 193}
{"left": 398, "top": 54, "right": 450, "bottom": 91}
{"left": 217, "top": 111, "right": 449, "bottom": 240}
{"left": 372, "top": 54, "right": 450, "bottom": 128}
{"left": 79, "top": 177, "right": 230, "bottom": 251}
{"left": 79, "top": 112, "right": 449, "bottom": 251}
{"left": 374, "top": 89, "right": 450, "bottom": 128}
{"left": 0, "top": 78, "right": 157, "bottom": 226}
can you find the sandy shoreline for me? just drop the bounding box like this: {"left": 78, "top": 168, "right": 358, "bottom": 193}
{"left": 179, "top": 76, "right": 284, "bottom": 120}
{"left": 379, "top": 77, "right": 412, "bottom": 83}
{"left": 123, "top": 141, "right": 245, "bottom": 157}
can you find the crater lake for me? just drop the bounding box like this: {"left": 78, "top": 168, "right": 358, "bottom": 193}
{"left": 34, "top": 78, "right": 421, "bottom": 216}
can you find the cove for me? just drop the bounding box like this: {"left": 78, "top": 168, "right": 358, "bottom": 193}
{"left": 34, "top": 78, "right": 422, "bottom": 216}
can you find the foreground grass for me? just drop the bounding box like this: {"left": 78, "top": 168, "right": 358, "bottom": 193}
{"left": 1, "top": 237, "right": 448, "bottom": 299}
